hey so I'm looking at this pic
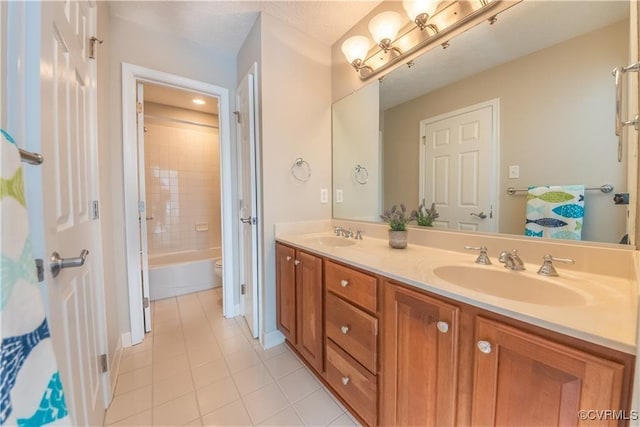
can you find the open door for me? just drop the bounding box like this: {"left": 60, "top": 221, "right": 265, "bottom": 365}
{"left": 237, "top": 68, "right": 259, "bottom": 338}
{"left": 136, "top": 82, "right": 152, "bottom": 332}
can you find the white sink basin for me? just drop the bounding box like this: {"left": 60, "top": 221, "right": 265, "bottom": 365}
{"left": 303, "top": 236, "right": 356, "bottom": 247}
{"left": 433, "top": 265, "right": 586, "bottom": 306}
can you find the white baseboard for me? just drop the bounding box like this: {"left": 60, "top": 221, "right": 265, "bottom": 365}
{"left": 121, "top": 332, "right": 132, "bottom": 348}
{"left": 263, "top": 329, "right": 285, "bottom": 349}
{"left": 108, "top": 336, "right": 124, "bottom": 400}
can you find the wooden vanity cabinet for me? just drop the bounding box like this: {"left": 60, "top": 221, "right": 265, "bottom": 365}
{"left": 472, "top": 317, "right": 626, "bottom": 427}
{"left": 380, "top": 280, "right": 460, "bottom": 426}
{"left": 275, "top": 243, "right": 323, "bottom": 373}
{"left": 324, "top": 260, "right": 379, "bottom": 426}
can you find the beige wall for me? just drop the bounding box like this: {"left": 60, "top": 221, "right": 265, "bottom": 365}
{"left": 333, "top": 81, "right": 380, "bottom": 220}
{"left": 383, "top": 21, "right": 628, "bottom": 244}
{"left": 260, "top": 12, "right": 332, "bottom": 337}
{"left": 143, "top": 102, "right": 221, "bottom": 255}
{"left": 104, "top": 16, "right": 236, "bottom": 342}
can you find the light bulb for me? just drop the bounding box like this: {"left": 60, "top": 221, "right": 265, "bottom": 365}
{"left": 341, "top": 35, "right": 371, "bottom": 65}
{"left": 402, "top": 0, "right": 439, "bottom": 22}
{"left": 368, "top": 11, "right": 403, "bottom": 45}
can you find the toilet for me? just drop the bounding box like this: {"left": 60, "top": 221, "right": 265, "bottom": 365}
{"left": 214, "top": 258, "right": 223, "bottom": 288}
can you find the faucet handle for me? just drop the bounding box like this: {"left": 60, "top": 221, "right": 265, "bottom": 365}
{"left": 464, "top": 246, "right": 492, "bottom": 265}
{"left": 333, "top": 226, "right": 343, "bottom": 236}
{"left": 355, "top": 230, "right": 364, "bottom": 240}
{"left": 537, "top": 254, "right": 575, "bottom": 277}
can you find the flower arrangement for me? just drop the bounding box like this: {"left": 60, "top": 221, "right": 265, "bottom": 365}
{"left": 380, "top": 204, "right": 417, "bottom": 231}
{"left": 415, "top": 202, "right": 439, "bottom": 227}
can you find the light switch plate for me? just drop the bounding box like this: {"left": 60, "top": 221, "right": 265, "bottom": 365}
{"left": 336, "top": 189, "right": 343, "bottom": 203}
{"left": 320, "top": 188, "right": 328, "bottom": 204}
{"left": 509, "top": 165, "right": 520, "bottom": 179}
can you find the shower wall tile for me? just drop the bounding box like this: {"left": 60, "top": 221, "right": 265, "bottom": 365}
{"left": 144, "top": 107, "right": 221, "bottom": 256}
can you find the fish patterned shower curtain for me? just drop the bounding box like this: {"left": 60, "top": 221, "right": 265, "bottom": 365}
{"left": 525, "top": 185, "right": 585, "bottom": 240}
{"left": 0, "top": 129, "right": 71, "bottom": 426}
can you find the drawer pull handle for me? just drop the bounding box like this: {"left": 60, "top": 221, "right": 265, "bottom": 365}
{"left": 436, "top": 321, "right": 449, "bottom": 334}
{"left": 341, "top": 377, "right": 350, "bottom": 386}
{"left": 286, "top": 256, "right": 292, "bottom": 261}
{"left": 341, "top": 325, "right": 350, "bottom": 334}
{"left": 294, "top": 259, "right": 301, "bottom": 266}
{"left": 340, "top": 279, "right": 349, "bottom": 287}
{"left": 477, "top": 340, "right": 492, "bottom": 354}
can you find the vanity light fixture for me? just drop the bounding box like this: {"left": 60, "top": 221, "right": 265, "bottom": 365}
{"left": 192, "top": 98, "right": 206, "bottom": 105}
{"left": 402, "top": 0, "right": 440, "bottom": 32}
{"left": 341, "top": 0, "right": 519, "bottom": 80}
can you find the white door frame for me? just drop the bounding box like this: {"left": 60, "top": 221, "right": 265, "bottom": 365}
{"left": 418, "top": 98, "right": 500, "bottom": 232}
{"left": 121, "top": 63, "right": 236, "bottom": 345}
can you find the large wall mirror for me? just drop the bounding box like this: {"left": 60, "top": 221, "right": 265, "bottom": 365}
{"left": 332, "top": 0, "right": 635, "bottom": 246}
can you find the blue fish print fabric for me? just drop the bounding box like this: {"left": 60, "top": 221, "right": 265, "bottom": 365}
{"left": 0, "top": 129, "right": 71, "bottom": 425}
{"left": 525, "top": 185, "right": 585, "bottom": 240}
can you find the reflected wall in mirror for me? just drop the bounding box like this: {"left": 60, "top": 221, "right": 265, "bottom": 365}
{"left": 332, "top": 0, "right": 634, "bottom": 245}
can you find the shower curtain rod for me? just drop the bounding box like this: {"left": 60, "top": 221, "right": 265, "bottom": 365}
{"left": 144, "top": 113, "right": 219, "bottom": 130}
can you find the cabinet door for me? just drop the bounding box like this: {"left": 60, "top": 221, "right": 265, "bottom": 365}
{"left": 381, "top": 281, "right": 459, "bottom": 426}
{"left": 296, "top": 250, "right": 324, "bottom": 373}
{"left": 472, "top": 317, "right": 625, "bottom": 427}
{"left": 276, "top": 243, "right": 296, "bottom": 343}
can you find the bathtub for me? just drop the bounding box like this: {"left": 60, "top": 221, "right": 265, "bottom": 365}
{"left": 148, "top": 248, "right": 221, "bottom": 301}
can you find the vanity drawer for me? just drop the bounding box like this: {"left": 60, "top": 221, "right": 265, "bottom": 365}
{"left": 325, "top": 260, "right": 377, "bottom": 313}
{"left": 326, "top": 340, "right": 377, "bottom": 427}
{"left": 326, "top": 292, "right": 377, "bottom": 373}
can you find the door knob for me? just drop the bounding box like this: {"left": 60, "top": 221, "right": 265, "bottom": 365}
{"left": 436, "top": 321, "right": 449, "bottom": 333}
{"left": 50, "top": 249, "right": 89, "bottom": 278}
{"left": 470, "top": 212, "right": 487, "bottom": 219}
{"left": 477, "top": 340, "right": 492, "bottom": 354}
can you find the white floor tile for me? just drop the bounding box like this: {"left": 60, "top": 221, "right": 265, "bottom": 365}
{"left": 201, "top": 399, "right": 253, "bottom": 426}
{"left": 242, "top": 383, "right": 289, "bottom": 425}
{"left": 258, "top": 407, "right": 304, "bottom": 426}
{"left": 114, "top": 365, "right": 152, "bottom": 396}
{"left": 105, "top": 409, "right": 151, "bottom": 426}
{"left": 192, "top": 359, "right": 231, "bottom": 389}
{"left": 153, "top": 368, "right": 194, "bottom": 406}
{"left": 104, "top": 385, "right": 152, "bottom": 425}
{"left": 196, "top": 377, "right": 240, "bottom": 415}
{"left": 119, "top": 350, "right": 152, "bottom": 374}
{"left": 232, "top": 364, "right": 274, "bottom": 396}
{"left": 152, "top": 392, "right": 200, "bottom": 426}
{"left": 276, "top": 367, "right": 320, "bottom": 404}
{"left": 224, "top": 348, "right": 262, "bottom": 373}
{"left": 264, "top": 351, "right": 302, "bottom": 379}
{"left": 153, "top": 352, "right": 190, "bottom": 382}
{"left": 293, "top": 389, "right": 343, "bottom": 426}
{"left": 328, "top": 413, "right": 359, "bottom": 426}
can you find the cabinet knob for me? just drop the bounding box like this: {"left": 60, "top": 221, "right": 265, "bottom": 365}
{"left": 294, "top": 259, "right": 301, "bottom": 266}
{"left": 436, "top": 321, "right": 449, "bottom": 333}
{"left": 286, "top": 256, "right": 292, "bottom": 261}
{"left": 340, "top": 279, "right": 349, "bottom": 287}
{"left": 341, "top": 376, "right": 350, "bottom": 386}
{"left": 341, "top": 325, "right": 350, "bottom": 334}
{"left": 477, "top": 340, "right": 492, "bottom": 354}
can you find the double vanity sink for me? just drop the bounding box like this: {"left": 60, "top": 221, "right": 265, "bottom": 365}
{"left": 286, "top": 231, "right": 636, "bottom": 352}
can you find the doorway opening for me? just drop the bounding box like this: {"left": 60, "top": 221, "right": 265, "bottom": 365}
{"left": 122, "top": 64, "right": 236, "bottom": 346}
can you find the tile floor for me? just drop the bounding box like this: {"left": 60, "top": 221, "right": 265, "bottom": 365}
{"left": 104, "top": 288, "right": 359, "bottom": 426}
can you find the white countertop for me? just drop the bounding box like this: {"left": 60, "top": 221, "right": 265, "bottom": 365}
{"left": 276, "top": 231, "right": 638, "bottom": 354}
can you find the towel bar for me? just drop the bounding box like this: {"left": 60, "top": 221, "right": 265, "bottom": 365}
{"left": 507, "top": 184, "right": 613, "bottom": 195}
{"left": 19, "top": 148, "right": 44, "bottom": 165}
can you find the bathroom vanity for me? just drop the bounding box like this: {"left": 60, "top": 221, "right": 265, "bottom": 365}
{"left": 275, "top": 229, "right": 637, "bottom": 426}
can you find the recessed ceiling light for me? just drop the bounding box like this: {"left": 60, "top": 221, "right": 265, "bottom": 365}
{"left": 192, "top": 98, "right": 206, "bottom": 105}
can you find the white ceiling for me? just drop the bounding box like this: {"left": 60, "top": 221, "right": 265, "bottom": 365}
{"left": 144, "top": 82, "right": 219, "bottom": 114}
{"left": 109, "top": 1, "right": 383, "bottom": 54}
{"left": 380, "top": 1, "right": 630, "bottom": 110}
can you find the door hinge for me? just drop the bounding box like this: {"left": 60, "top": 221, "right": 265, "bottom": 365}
{"left": 241, "top": 284, "right": 246, "bottom": 295}
{"left": 91, "top": 200, "right": 100, "bottom": 220}
{"left": 99, "top": 354, "right": 108, "bottom": 373}
{"left": 233, "top": 111, "right": 240, "bottom": 123}
{"left": 143, "top": 297, "right": 150, "bottom": 309}
{"left": 136, "top": 102, "right": 143, "bottom": 114}
{"left": 35, "top": 259, "right": 44, "bottom": 282}
{"left": 88, "top": 36, "right": 103, "bottom": 60}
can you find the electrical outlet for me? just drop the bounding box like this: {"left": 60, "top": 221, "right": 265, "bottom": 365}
{"left": 508, "top": 165, "right": 520, "bottom": 179}
{"left": 336, "top": 189, "right": 343, "bottom": 203}
{"left": 320, "top": 188, "right": 328, "bottom": 204}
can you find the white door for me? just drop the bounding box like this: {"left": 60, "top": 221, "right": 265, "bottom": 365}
{"left": 420, "top": 100, "right": 498, "bottom": 232}
{"left": 136, "top": 83, "right": 152, "bottom": 332}
{"left": 40, "top": 1, "right": 107, "bottom": 425}
{"left": 237, "top": 70, "right": 259, "bottom": 338}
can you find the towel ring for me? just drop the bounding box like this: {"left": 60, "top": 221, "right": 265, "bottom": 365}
{"left": 354, "top": 164, "right": 368, "bottom": 184}
{"left": 291, "top": 157, "right": 311, "bottom": 182}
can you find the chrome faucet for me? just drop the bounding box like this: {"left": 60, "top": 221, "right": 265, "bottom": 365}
{"left": 341, "top": 228, "right": 354, "bottom": 238}
{"left": 464, "top": 246, "right": 492, "bottom": 265}
{"left": 499, "top": 249, "right": 525, "bottom": 271}
{"left": 537, "top": 254, "right": 575, "bottom": 277}
{"left": 333, "top": 226, "right": 344, "bottom": 236}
